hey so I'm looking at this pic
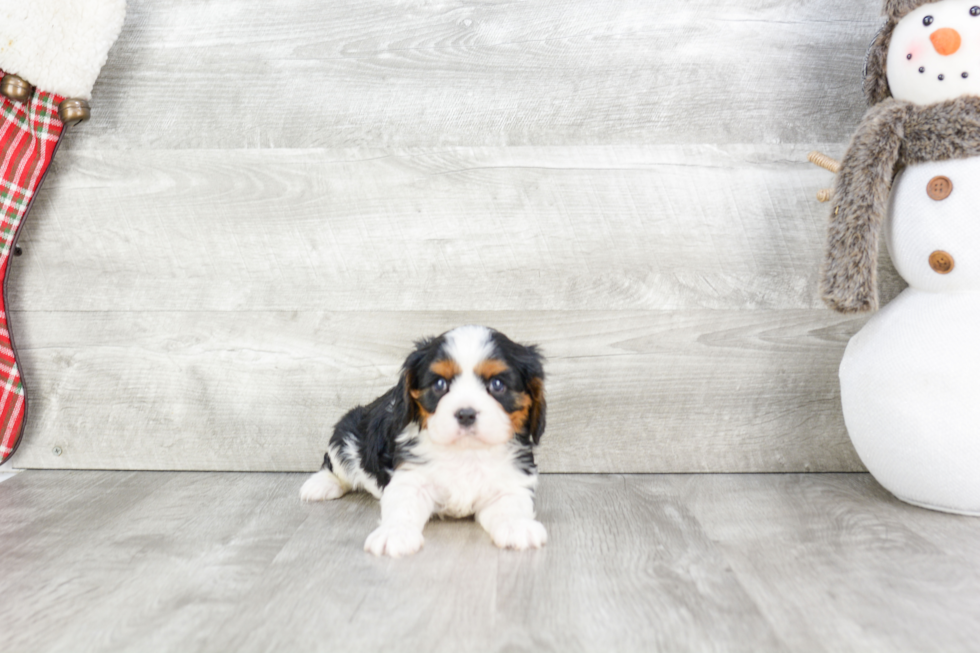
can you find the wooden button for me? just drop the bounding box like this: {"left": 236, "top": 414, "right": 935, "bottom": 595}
{"left": 927, "top": 176, "right": 953, "bottom": 200}
{"left": 929, "top": 250, "right": 955, "bottom": 274}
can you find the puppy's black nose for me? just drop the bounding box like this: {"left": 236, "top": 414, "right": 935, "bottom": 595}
{"left": 455, "top": 408, "right": 477, "bottom": 427}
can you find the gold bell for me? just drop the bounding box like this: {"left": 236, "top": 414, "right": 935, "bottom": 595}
{"left": 1, "top": 74, "right": 33, "bottom": 102}
{"left": 58, "top": 98, "right": 91, "bottom": 126}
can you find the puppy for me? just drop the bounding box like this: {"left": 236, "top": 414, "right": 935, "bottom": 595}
{"left": 300, "top": 325, "right": 547, "bottom": 558}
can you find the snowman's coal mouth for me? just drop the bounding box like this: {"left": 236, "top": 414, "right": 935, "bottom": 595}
{"left": 918, "top": 67, "right": 972, "bottom": 80}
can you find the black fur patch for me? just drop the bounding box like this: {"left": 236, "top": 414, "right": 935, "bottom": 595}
{"left": 413, "top": 358, "right": 454, "bottom": 417}
{"left": 513, "top": 445, "right": 538, "bottom": 477}
{"left": 326, "top": 335, "right": 445, "bottom": 489}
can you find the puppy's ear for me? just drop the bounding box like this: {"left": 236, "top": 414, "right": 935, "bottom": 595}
{"left": 514, "top": 343, "right": 546, "bottom": 445}
{"left": 526, "top": 375, "right": 546, "bottom": 446}
{"left": 397, "top": 336, "right": 436, "bottom": 426}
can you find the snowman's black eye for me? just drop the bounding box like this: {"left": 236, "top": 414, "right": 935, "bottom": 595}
{"left": 908, "top": 53, "right": 913, "bottom": 59}
{"left": 920, "top": 66, "right": 926, "bottom": 73}
{"left": 971, "top": 6, "right": 980, "bottom": 17}
{"left": 924, "top": 15, "right": 935, "bottom": 26}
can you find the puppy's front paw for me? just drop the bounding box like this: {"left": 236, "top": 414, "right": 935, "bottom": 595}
{"left": 364, "top": 524, "right": 425, "bottom": 558}
{"left": 300, "top": 470, "right": 347, "bottom": 502}
{"left": 491, "top": 519, "right": 547, "bottom": 550}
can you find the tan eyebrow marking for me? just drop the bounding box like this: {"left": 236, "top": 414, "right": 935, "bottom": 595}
{"left": 430, "top": 359, "right": 461, "bottom": 379}
{"left": 475, "top": 359, "right": 509, "bottom": 379}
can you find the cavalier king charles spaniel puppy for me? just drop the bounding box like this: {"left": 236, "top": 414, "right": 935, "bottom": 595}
{"left": 300, "top": 325, "right": 547, "bottom": 558}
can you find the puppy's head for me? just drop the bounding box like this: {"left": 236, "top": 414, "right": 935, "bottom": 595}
{"left": 401, "top": 326, "right": 546, "bottom": 447}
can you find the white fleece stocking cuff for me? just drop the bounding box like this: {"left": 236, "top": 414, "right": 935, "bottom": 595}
{"left": 0, "top": 0, "right": 127, "bottom": 99}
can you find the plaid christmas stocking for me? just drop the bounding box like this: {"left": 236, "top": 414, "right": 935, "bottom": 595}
{"left": 0, "top": 76, "right": 64, "bottom": 461}
{"left": 0, "top": 0, "right": 126, "bottom": 463}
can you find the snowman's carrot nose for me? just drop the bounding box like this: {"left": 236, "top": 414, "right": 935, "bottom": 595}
{"left": 931, "top": 28, "right": 962, "bottom": 56}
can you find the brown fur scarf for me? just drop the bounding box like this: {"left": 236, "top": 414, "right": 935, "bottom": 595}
{"left": 885, "top": 0, "right": 942, "bottom": 20}
{"left": 822, "top": 95, "right": 980, "bottom": 313}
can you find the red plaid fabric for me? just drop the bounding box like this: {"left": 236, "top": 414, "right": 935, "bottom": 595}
{"left": 0, "top": 69, "right": 64, "bottom": 463}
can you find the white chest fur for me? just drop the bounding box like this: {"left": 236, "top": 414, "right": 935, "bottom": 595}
{"left": 395, "top": 437, "right": 536, "bottom": 519}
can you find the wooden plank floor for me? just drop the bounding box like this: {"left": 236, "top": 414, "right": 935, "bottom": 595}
{"left": 2, "top": 472, "right": 978, "bottom": 652}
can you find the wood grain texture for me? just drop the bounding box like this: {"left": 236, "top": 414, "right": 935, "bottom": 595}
{"left": 4, "top": 472, "right": 980, "bottom": 652}
{"left": 68, "top": 0, "right": 881, "bottom": 150}
{"left": 7, "top": 0, "right": 900, "bottom": 472}
{"left": 214, "top": 473, "right": 783, "bottom": 653}
{"left": 0, "top": 471, "right": 308, "bottom": 652}
{"left": 686, "top": 474, "right": 980, "bottom": 652}
{"left": 8, "top": 310, "right": 867, "bottom": 473}
{"left": 9, "top": 145, "right": 906, "bottom": 313}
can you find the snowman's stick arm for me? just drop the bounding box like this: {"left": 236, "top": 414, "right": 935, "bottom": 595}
{"left": 808, "top": 151, "right": 841, "bottom": 202}
{"left": 808, "top": 151, "right": 841, "bottom": 174}
{"left": 820, "top": 100, "right": 909, "bottom": 314}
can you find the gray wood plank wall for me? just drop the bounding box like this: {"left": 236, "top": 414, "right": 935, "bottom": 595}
{"left": 9, "top": 0, "right": 894, "bottom": 472}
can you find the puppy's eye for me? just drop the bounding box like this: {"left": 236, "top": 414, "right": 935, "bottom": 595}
{"left": 924, "top": 15, "right": 934, "bottom": 26}
{"left": 433, "top": 378, "right": 448, "bottom": 393}
{"left": 488, "top": 378, "right": 506, "bottom": 394}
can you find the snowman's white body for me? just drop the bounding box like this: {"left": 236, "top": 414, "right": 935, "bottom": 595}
{"left": 840, "top": 157, "right": 980, "bottom": 514}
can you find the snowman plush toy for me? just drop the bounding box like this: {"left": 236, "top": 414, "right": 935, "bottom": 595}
{"left": 821, "top": 0, "right": 980, "bottom": 514}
